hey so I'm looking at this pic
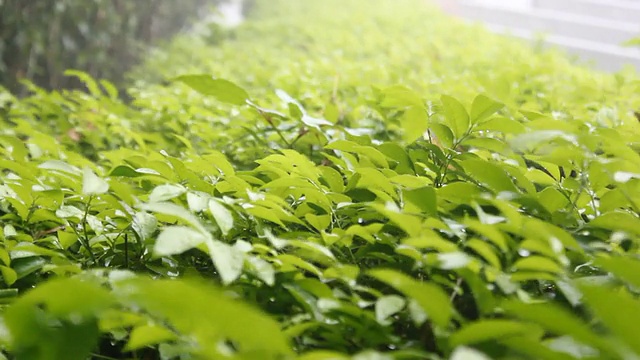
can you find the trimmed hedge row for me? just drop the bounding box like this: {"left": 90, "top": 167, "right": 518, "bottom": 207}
{"left": 0, "top": 0, "right": 639, "bottom": 359}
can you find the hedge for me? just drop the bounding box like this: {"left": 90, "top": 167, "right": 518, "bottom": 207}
{"left": 0, "top": 0, "right": 639, "bottom": 359}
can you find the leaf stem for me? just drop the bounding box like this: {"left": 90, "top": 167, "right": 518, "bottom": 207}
{"left": 81, "top": 196, "right": 97, "bottom": 264}
{"left": 256, "top": 108, "right": 291, "bottom": 147}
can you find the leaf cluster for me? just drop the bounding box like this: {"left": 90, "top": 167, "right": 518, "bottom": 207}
{"left": 0, "top": 0, "right": 639, "bottom": 359}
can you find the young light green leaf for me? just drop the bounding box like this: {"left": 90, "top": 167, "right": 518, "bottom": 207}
{"left": 137, "top": 202, "right": 206, "bottom": 234}
{"left": 209, "top": 199, "right": 234, "bottom": 236}
{"left": 380, "top": 85, "right": 424, "bottom": 108}
{"left": 206, "top": 240, "right": 245, "bottom": 285}
{"left": 148, "top": 184, "right": 186, "bottom": 202}
{"left": 470, "top": 94, "right": 504, "bottom": 124}
{"left": 125, "top": 324, "right": 177, "bottom": 351}
{"left": 248, "top": 256, "right": 275, "bottom": 286}
{"left": 462, "top": 159, "right": 520, "bottom": 194}
{"left": 401, "top": 106, "right": 429, "bottom": 144}
{"left": 154, "top": 226, "right": 208, "bottom": 257}
{"left": 174, "top": 74, "right": 250, "bottom": 105}
{"left": 187, "top": 192, "right": 210, "bottom": 212}
{"left": 375, "top": 295, "right": 406, "bottom": 324}
{"left": 38, "top": 160, "right": 82, "bottom": 176}
{"left": 132, "top": 212, "right": 158, "bottom": 242}
{"left": 450, "top": 347, "right": 491, "bottom": 360}
{"left": 82, "top": 167, "right": 109, "bottom": 195}
{"left": 441, "top": 95, "right": 470, "bottom": 139}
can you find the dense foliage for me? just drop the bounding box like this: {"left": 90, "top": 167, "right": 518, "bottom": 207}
{"left": 1, "top": 0, "right": 640, "bottom": 359}
{"left": 0, "top": 0, "right": 216, "bottom": 94}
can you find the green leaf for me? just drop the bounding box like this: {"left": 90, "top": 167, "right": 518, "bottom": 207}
{"left": 148, "top": 184, "right": 186, "bottom": 202}
{"left": 0, "top": 266, "right": 17, "bottom": 286}
{"left": 5, "top": 277, "right": 114, "bottom": 333}
{"left": 132, "top": 212, "right": 158, "bottom": 242}
{"left": 462, "top": 159, "right": 520, "bottom": 194}
{"left": 588, "top": 211, "right": 640, "bottom": 236}
{"left": 120, "top": 277, "right": 292, "bottom": 357}
{"left": 297, "top": 351, "right": 350, "bottom": 360}
{"left": 400, "top": 106, "right": 429, "bottom": 143}
{"left": 501, "top": 300, "right": 615, "bottom": 355}
{"left": 513, "top": 256, "right": 564, "bottom": 274}
{"left": 580, "top": 284, "right": 640, "bottom": 354}
{"left": 375, "top": 295, "right": 406, "bottom": 324}
{"left": 82, "top": 167, "right": 109, "bottom": 195}
{"left": 186, "top": 192, "right": 210, "bottom": 212}
{"left": 441, "top": 95, "right": 470, "bottom": 139}
{"left": 125, "top": 324, "right": 177, "bottom": 351}
{"left": 154, "top": 226, "right": 208, "bottom": 257}
{"left": 12, "top": 257, "right": 47, "bottom": 280}
{"left": 470, "top": 94, "right": 503, "bottom": 124}
{"left": 594, "top": 256, "right": 640, "bottom": 288}
{"left": 368, "top": 269, "right": 452, "bottom": 327}
{"left": 370, "top": 203, "right": 423, "bottom": 238}
{"left": 248, "top": 256, "right": 275, "bottom": 286}
{"left": 379, "top": 142, "right": 415, "bottom": 174}
{"left": 137, "top": 202, "right": 206, "bottom": 234}
{"left": 109, "top": 165, "right": 142, "bottom": 178}
{"left": 174, "top": 74, "right": 250, "bottom": 105}
{"left": 209, "top": 199, "right": 234, "bottom": 236}
{"left": 474, "top": 116, "right": 526, "bottom": 134}
{"left": 429, "top": 123, "right": 455, "bottom": 149}
{"left": 65, "top": 70, "right": 102, "bottom": 97}
{"left": 380, "top": 85, "right": 423, "bottom": 108}
{"left": 450, "top": 320, "right": 541, "bottom": 347}
{"left": 206, "top": 240, "right": 245, "bottom": 285}
{"left": 403, "top": 187, "right": 437, "bottom": 216}
{"left": 450, "top": 347, "right": 491, "bottom": 360}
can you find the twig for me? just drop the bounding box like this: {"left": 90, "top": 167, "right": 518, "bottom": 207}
{"left": 450, "top": 277, "right": 463, "bottom": 303}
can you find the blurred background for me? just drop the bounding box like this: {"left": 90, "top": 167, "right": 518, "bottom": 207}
{"left": 1, "top": 0, "right": 639, "bottom": 97}
{"left": 437, "top": 0, "right": 640, "bottom": 72}
{"left": 0, "top": 0, "right": 227, "bottom": 95}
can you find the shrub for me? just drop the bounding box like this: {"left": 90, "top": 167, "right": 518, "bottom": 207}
{"left": 0, "top": 0, "right": 639, "bottom": 358}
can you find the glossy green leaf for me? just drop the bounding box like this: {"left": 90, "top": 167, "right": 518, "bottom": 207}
{"left": 369, "top": 269, "right": 452, "bottom": 327}
{"left": 125, "top": 324, "right": 177, "bottom": 351}
{"left": 137, "top": 202, "right": 206, "bottom": 234}
{"left": 209, "top": 199, "right": 234, "bottom": 236}
{"left": 441, "top": 95, "right": 470, "bottom": 139}
{"left": 470, "top": 94, "right": 503, "bottom": 124}
{"left": 82, "top": 167, "right": 109, "bottom": 195}
{"left": 450, "top": 320, "right": 540, "bottom": 347}
{"left": 206, "top": 240, "right": 245, "bottom": 285}
{"left": 462, "top": 159, "right": 520, "bottom": 194}
{"left": 375, "top": 295, "right": 406, "bottom": 324}
{"left": 154, "top": 226, "right": 208, "bottom": 257}
{"left": 148, "top": 184, "right": 186, "bottom": 202}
